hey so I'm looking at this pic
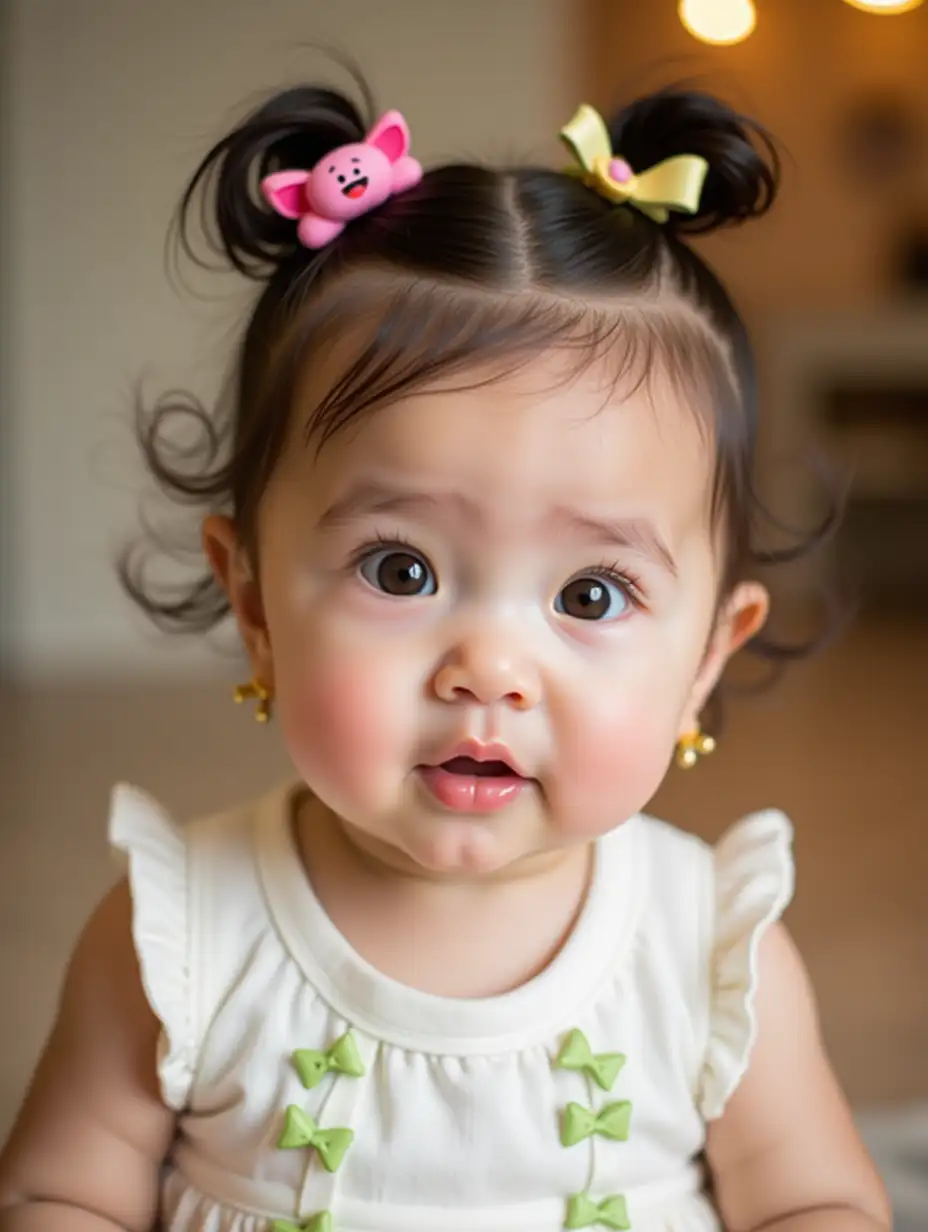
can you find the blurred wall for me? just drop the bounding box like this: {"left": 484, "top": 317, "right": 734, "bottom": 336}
{"left": 3, "top": 0, "right": 575, "bottom": 679}
{"left": 1, "top": 2, "right": 15, "bottom": 681}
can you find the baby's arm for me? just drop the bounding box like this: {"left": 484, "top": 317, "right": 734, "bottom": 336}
{"left": 706, "top": 923, "right": 891, "bottom": 1232}
{"left": 0, "top": 881, "right": 176, "bottom": 1232}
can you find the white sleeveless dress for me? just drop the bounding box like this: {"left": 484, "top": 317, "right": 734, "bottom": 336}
{"left": 110, "top": 780, "right": 793, "bottom": 1232}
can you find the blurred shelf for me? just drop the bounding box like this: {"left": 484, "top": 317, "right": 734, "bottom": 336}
{"left": 766, "top": 306, "right": 928, "bottom": 376}
{"left": 764, "top": 307, "right": 928, "bottom": 614}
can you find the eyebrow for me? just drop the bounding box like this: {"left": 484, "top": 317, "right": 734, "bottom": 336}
{"left": 317, "top": 480, "right": 678, "bottom": 576}
{"left": 554, "top": 508, "right": 679, "bottom": 577}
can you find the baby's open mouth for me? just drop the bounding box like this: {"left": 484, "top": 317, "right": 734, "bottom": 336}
{"left": 418, "top": 755, "right": 529, "bottom": 814}
{"left": 439, "top": 756, "right": 521, "bottom": 778}
{"left": 342, "top": 177, "right": 369, "bottom": 199}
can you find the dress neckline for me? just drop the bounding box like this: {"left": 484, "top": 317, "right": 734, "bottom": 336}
{"left": 254, "top": 782, "right": 647, "bottom": 1054}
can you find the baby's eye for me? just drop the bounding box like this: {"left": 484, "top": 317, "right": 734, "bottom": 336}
{"left": 337, "top": 174, "right": 346, "bottom": 184}
{"left": 359, "top": 548, "right": 437, "bottom": 598}
{"left": 555, "top": 574, "right": 630, "bottom": 622}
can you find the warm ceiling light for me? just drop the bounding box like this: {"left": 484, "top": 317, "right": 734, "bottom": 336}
{"left": 678, "top": 0, "right": 757, "bottom": 45}
{"left": 842, "top": 0, "right": 924, "bottom": 11}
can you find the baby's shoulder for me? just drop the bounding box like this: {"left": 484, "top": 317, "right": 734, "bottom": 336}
{"left": 109, "top": 778, "right": 289, "bottom": 882}
{"left": 611, "top": 809, "right": 795, "bottom": 1119}
{"left": 618, "top": 807, "right": 795, "bottom": 967}
{"left": 635, "top": 809, "right": 714, "bottom": 864}
{"left": 633, "top": 806, "right": 794, "bottom": 886}
{"left": 106, "top": 780, "right": 296, "bottom": 1109}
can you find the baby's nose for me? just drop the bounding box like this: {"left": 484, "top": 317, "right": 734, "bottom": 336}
{"left": 432, "top": 634, "right": 540, "bottom": 711}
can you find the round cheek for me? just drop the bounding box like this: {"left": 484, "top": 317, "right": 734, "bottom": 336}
{"left": 275, "top": 643, "right": 415, "bottom": 814}
{"left": 576, "top": 721, "right": 671, "bottom": 825}
{"left": 550, "top": 678, "right": 680, "bottom": 836}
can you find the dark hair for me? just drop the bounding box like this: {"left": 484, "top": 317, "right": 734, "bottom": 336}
{"left": 121, "top": 68, "right": 839, "bottom": 702}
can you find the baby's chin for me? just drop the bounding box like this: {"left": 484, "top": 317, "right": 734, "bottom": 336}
{"left": 352, "top": 811, "right": 581, "bottom": 884}
{"left": 333, "top": 784, "right": 634, "bottom": 883}
{"left": 401, "top": 820, "right": 533, "bottom": 879}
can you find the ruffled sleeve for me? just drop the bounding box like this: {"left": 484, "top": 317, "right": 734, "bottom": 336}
{"left": 109, "top": 783, "right": 192, "bottom": 1111}
{"left": 698, "top": 809, "right": 795, "bottom": 1121}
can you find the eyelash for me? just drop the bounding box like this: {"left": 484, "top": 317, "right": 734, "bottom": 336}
{"left": 348, "top": 536, "right": 646, "bottom": 609}
{"left": 583, "top": 561, "right": 646, "bottom": 609}
{"left": 347, "top": 532, "right": 421, "bottom": 572}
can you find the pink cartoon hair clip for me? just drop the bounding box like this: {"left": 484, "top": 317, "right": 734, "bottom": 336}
{"left": 261, "top": 110, "right": 423, "bottom": 250}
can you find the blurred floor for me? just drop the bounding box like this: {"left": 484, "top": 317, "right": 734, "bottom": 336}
{"left": 1, "top": 617, "right": 926, "bottom": 1142}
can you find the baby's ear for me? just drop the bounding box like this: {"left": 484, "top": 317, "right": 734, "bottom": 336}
{"left": 720, "top": 582, "right": 769, "bottom": 658}
{"left": 680, "top": 582, "right": 769, "bottom": 731}
{"left": 203, "top": 516, "right": 273, "bottom": 681}
{"left": 365, "top": 110, "right": 412, "bottom": 163}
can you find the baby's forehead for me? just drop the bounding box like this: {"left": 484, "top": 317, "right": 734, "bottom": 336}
{"left": 291, "top": 358, "right": 716, "bottom": 532}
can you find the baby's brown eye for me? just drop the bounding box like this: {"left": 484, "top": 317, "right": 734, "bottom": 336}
{"left": 359, "top": 549, "right": 437, "bottom": 597}
{"left": 556, "top": 576, "right": 629, "bottom": 622}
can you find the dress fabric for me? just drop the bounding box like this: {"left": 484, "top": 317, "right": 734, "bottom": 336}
{"left": 109, "top": 781, "right": 794, "bottom": 1232}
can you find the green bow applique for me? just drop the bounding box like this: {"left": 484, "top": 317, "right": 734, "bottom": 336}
{"left": 277, "top": 1106, "right": 354, "bottom": 1172}
{"left": 565, "top": 1192, "right": 631, "bottom": 1230}
{"left": 293, "top": 1032, "right": 366, "bottom": 1089}
{"left": 270, "top": 1214, "right": 332, "bottom": 1232}
{"left": 555, "top": 1030, "right": 626, "bottom": 1092}
{"left": 561, "top": 1100, "right": 632, "bottom": 1147}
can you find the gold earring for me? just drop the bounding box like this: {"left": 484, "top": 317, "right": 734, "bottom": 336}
{"left": 233, "top": 678, "right": 272, "bottom": 723}
{"left": 675, "top": 728, "right": 716, "bottom": 769}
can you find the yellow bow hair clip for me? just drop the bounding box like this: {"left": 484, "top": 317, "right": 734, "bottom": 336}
{"left": 559, "top": 104, "right": 709, "bottom": 224}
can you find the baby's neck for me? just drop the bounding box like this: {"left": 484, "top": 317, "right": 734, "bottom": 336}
{"left": 293, "top": 795, "right": 594, "bottom": 999}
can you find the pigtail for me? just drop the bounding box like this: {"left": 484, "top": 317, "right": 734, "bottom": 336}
{"left": 597, "top": 87, "right": 841, "bottom": 701}
{"left": 173, "top": 83, "right": 372, "bottom": 279}
{"left": 608, "top": 88, "right": 780, "bottom": 235}
{"left": 125, "top": 71, "right": 380, "bottom": 631}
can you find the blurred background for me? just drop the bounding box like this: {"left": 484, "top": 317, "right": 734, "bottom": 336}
{"left": 1, "top": 0, "right": 926, "bottom": 1223}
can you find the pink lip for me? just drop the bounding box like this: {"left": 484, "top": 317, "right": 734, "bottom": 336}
{"left": 417, "top": 739, "right": 532, "bottom": 814}
{"left": 418, "top": 766, "right": 529, "bottom": 814}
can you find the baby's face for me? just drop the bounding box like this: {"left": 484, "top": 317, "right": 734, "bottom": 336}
{"left": 251, "top": 354, "right": 759, "bottom": 877}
